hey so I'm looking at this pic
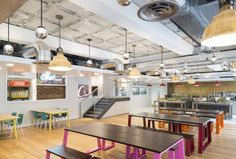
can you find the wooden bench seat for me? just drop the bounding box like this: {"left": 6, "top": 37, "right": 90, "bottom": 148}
{"left": 46, "top": 145, "right": 96, "bottom": 159}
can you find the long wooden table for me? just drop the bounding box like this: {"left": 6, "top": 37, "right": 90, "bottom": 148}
{"left": 0, "top": 114, "right": 18, "bottom": 139}
{"left": 63, "top": 122, "right": 185, "bottom": 159}
{"left": 158, "top": 107, "right": 224, "bottom": 134}
{"left": 33, "top": 108, "right": 70, "bottom": 132}
{"left": 128, "top": 112, "right": 212, "bottom": 154}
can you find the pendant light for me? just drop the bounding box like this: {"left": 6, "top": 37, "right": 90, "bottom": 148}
{"left": 86, "top": 38, "right": 93, "bottom": 67}
{"left": 188, "top": 76, "right": 196, "bottom": 84}
{"left": 122, "top": 28, "right": 129, "bottom": 60}
{"left": 159, "top": 46, "right": 164, "bottom": 69}
{"left": 176, "top": 83, "right": 181, "bottom": 87}
{"left": 35, "top": 0, "right": 47, "bottom": 39}
{"left": 214, "top": 81, "right": 221, "bottom": 86}
{"left": 210, "top": 53, "right": 217, "bottom": 63}
{"left": 48, "top": 15, "right": 72, "bottom": 71}
{"left": 3, "top": 17, "right": 14, "bottom": 55}
{"left": 117, "top": 0, "right": 131, "bottom": 6}
{"left": 193, "top": 81, "right": 200, "bottom": 87}
{"left": 160, "top": 82, "right": 166, "bottom": 87}
{"left": 129, "top": 44, "right": 141, "bottom": 78}
{"left": 202, "top": 0, "right": 236, "bottom": 47}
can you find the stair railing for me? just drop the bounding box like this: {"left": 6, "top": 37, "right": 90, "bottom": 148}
{"left": 79, "top": 87, "right": 99, "bottom": 119}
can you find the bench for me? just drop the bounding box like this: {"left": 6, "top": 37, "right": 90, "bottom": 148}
{"left": 148, "top": 119, "right": 195, "bottom": 157}
{"left": 130, "top": 125, "right": 194, "bottom": 156}
{"left": 46, "top": 145, "right": 100, "bottom": 159}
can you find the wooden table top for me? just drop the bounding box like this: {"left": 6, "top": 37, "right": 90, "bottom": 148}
{"left": 130, "top": 112, "right": 211, "bottom": 125}
{"left": 159, "top": 107, "right": 224, "bottom": 114}
{"left": 65, "top": 122, "right": 183, "bottom": 153}
{"left": 33, "top": 108, "right": 70, "bottom": 114}
{"left": 0, "top": 114, "right": 18, "bottom": 121}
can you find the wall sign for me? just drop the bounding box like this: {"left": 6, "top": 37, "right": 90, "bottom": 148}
{"left": 8, "top": 80, "right": 30, "bottom": 87}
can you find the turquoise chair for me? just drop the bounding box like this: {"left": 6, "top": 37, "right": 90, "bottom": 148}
{"left": 17, "top": 114, "right": 24, "bottom": 135}
{"left": 33, "top": 111, "right": 41, "bottom": 128}
{"left": 4, "top": 112, "right": 17, "bottom": 138}
{"left": 40, "top": 113, "right": 55, "bottom": 130}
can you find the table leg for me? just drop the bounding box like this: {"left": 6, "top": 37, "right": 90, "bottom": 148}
{"left": 143, "top": 117, "right": 146, "bottom": 128}
{"left": 86, "top": 138, "right": 102, "bottom": 154}
{"left": 128, "top": 115, "right": 132, "bottom": 126}
{"left": 13, "top": 119, "right": 18, "bottom": 139}
{"left": 198, "top": 124, "right": 203, "bottom": 153}
{"left": 152, "top": 153, "right": 161, "bottom": 159}
{"left": 101, "top": 139, "right": 115, "bottom": 151}
{"left": 220, "top": 113, "right": 224, "bottom": 128}
{"left": 49, "top": 114, "right": 52, "bottom": 132}
{"left": 207, "top": 122, "right": 212, "bottom": 145}
{"left": 216, "top": 114, "right": 220, "bottom": 134}
{"left": 63, "top": 130, "right": 68, "bottom": 146}
{"left": 66, "top": 112, "right": 70, "bottom": 127}
{"left": 176, "top": 139, "right": 185, "bottom": 159}
{"left": 152, "top": 120, "right": 155, "bottom": 129}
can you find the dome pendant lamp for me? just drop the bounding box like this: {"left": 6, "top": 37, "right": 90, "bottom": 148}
{"left": 129, "top": 44, "right": 141, "bottom": 78}
{"left": 202, "top": 0, "right": 236, "bottom": 47}
{"left": 35, "top": 0, "right": 48, "bottom": 39}
{"left": 122, "top": 28, "right": 129, "bottom": 60}
{"left": 86, "top": 38, "right": 93, "bottom": 67}
{"left": 48, "top": 15, "right": 72, "bottom": 71}
{"left": 3, "top": 17, "right": 14, "bottom": 55}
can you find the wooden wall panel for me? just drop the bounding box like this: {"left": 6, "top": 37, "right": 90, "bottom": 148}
{"left": 168, "top": 81, "right": 236, "bottom": 96}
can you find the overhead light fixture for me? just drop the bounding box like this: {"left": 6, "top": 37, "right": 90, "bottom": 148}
{"left": 3, "top": 17, "right": 14, "bottom": 55}
{"left": 176, "top": 83, "right": 181, "bottom": 87}
{"left": 122, "top": 28, "right": 130, "bottom": 60}
{"left": 6, "top": 63, "right": 14, "bottom": 67}
{"left": 188, "top": 76, "right": 196, "bottom": 84}
{"left": 48, "top": 15, "right": 72, "bottom": 72}
{"left": 222, "top": 60, "right": 229, "bottom": 71}
{"left": 193, "top": 81, "right": 200, "bottom": 87}
{"left": 129, "top": 44, "right": 141, "bottom": 78}
{"left": 171, "top": 72, "right": 180, "bottom": 82}
{"left": 210, "top": 53, "right": 217, "bottom": 63}
{"left": 202, "top": 0, "right": 236, "bottom": 47}
{"left": 35, "top": 0, "right": 47, "bottom": 39}
{"left": 231, "top": 61, "right": 236, "bottom": 71}
{"left": 117, "top": 0, "right": 131, "bottom": 6}
{"left": 159, "top": 46, "right": 164, "bottom": 69}
{"left": 86, "top": 38, "right": 93, "bottom": 67}
{"left": 160, "top": 82, "right": 166, "bottom": 87}
{"left": 214, "top": 81, "right": 221, "bottom": 86}
{"left": 146, "top": 83, "right": 152, "bottom": 87}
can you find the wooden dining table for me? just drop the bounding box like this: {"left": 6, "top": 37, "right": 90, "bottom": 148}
{"left": 128, "top": 112, "right": 212, "bottom": 154}
{"left": 63, "top": 122, "right": 185, "bottom": 159}
{"left": 158, "top": 107, "right": 224, "bottom": 134}
{"left": 0, "top": 114, "right": 18, "bottom": 139}
{"left": 33, "top": 108, "right": 70, "bottom": 132}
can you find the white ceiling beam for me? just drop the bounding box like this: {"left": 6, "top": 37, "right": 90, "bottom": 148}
{"left": 0, "top": 23, "right": 124, "bottom": 62}
{"left": 70, "top": 0, "right": 194, "bottom": 55}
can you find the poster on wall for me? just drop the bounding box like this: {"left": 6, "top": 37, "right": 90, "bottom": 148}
{"left": 78, "top": 84, "right": 89, "bottom": 98}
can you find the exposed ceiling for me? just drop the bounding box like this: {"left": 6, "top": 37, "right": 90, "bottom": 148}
{"left": 9, "top": 0, "right": 180, "bottom": 58}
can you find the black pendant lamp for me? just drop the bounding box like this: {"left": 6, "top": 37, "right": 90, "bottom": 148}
{"left": 3, "top": 17, "right": 14, "bottom": 55}
{"left": 86, "top": 38, "right": 93, "bottom": 67}
{"left": 35, "top": 0, "right": 48, "bottom": 39}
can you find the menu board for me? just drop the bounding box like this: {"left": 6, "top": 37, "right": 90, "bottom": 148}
{"left": 37, "top": 86, "right": 65, "bottom": 100}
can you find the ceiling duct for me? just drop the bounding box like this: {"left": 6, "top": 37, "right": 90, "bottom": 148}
{"left": 21, "top": 40, "right": 51, "bottom": 64}
{"left": 100, "top": 58, "right": 128, "bottom": 74}
{"left": 170, "top": 0, "right": 218, "bottom": 40}
{"left": 132, "top": 0, "right": 182, "bottom": 21}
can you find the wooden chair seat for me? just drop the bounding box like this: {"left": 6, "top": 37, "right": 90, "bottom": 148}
{"left": 46, "top": 145, "right": 92, "bottom": 159}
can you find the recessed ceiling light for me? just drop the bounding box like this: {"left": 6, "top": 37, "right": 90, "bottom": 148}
{"left": 6, "top": 63, "right": 14, "bottom": 67}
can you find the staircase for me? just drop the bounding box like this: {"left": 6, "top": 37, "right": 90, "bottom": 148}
{"left": 83, "top": 98, "right": 115, "bottom": 119}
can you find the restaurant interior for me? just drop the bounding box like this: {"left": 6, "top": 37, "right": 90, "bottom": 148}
{"left": 1, "top": 0, "right": 236, "bottom": 158}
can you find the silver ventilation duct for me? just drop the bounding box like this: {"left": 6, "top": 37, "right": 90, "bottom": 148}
{"left": 101, "top": 58, "right": 128, "bottom": 74}
{"left": 21, "top": 40, "right": 51, "bottom": 64}
{"left": 132, "top": 0, "right": 182, "bottom": 21}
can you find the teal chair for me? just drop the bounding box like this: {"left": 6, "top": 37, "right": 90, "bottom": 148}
{"left": 40, "top": 113, "right": 55, "bottom": 130}
{"left": 17, "top": 114, "right": 24, "bottom": 135}
{"left": 33, "top": 111, "right": 41, "bottom": 128}
{"left": 4, "top": 112, "right": 17, "bottom": 138}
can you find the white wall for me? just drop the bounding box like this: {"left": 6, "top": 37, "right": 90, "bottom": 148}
{"left": 0, "top": 67, "right": 81, "bottom": 126}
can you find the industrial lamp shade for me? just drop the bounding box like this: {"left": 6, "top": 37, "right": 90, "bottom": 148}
{"left": 188, "top": 77, "right": 196, "bottom": 84}
{"left": 202, "top": 6, "right": 236, "bottom": 47}
{"left": 232, "top": 61, "right": 236, "bottom": 71}
{"left": 128, "top": 67, "right": 141, "bottom": 78}
{"left": 171, "top": 74, "right": 180, "bottom": 82}
{"left": 48, "top": 49, "right": 72, "bottom": 71}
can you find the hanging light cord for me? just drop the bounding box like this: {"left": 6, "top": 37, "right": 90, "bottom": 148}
{"left": 58, "top": 18, "right": 61, "bottom": 48}
{"left": 132, "top": 44, "right": 136, "bottom": 65}
{"left": 125, "top": 28, "right": 127, "bottom": 53}
{"left": 89, "top": 40, "right": 91, "bottom": 58}
{"left": 40, "top": 0, "right": 43, "bottom": 27}
{"left": 160, "top": 46, "right": 163, "bottom": 64}
{"left": 7, "top": 17, "right": 10, "bottom": 42}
